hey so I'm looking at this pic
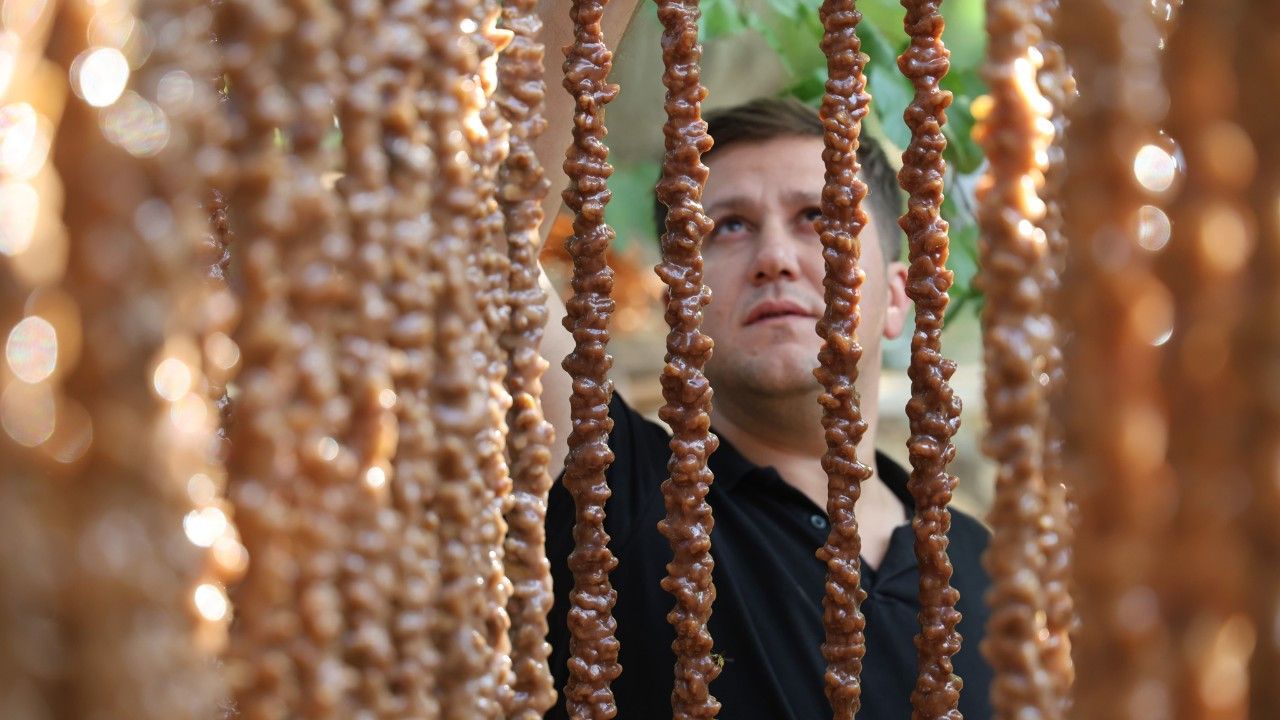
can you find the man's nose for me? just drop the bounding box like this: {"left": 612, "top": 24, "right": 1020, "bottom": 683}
{"left": 750, "top": 224, "right": 801, "bottom": 284}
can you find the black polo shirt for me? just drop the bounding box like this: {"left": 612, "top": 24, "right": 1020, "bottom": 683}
{"left": 546, "top": 395, "right": 994, "bottom": 719}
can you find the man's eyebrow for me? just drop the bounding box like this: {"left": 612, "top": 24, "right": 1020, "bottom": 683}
{"left": 704, "top": 196, "right": 752, "bottom": 215}
{"left": 704, "top": 191, "right": 822, "bottom": 215}
{"left": 781, "top": 189, "right": 822, "bottom": 207}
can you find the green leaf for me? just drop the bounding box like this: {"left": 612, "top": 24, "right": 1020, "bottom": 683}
{"left": 941, "top": 192, "right": 961, "bottom": 226}
{"left": 938, "top": 0, "right": 986, "bottom": 75}
{"left": 700, "top": 0, "right": 747, "bottom": 42}
{"left": 860, "top": 107, "right": 903, "bottom": 163}
{"left": 605, "top": 160, "right": 662, "bottom": 250}
{"left": 867, "top": 64, "right": 913, "bottom": 151}
{"left": 742, "top": 10, "right": 789, "bottom": 71}
{"left": 794, "top": 3, "right": 825, "bottom": 37}
{"left": 744, "top": 0, "right": 826, "bottom": 80}
{"left": 785, "top": 67, "right": 828, "bottom": 106}
{"left": 860, "top": 5, "right": 909, "bottom": 58}
{"left": 857, "top": 21, "right": 915, "bottom": 152}
{"left": 860, "top": 2, "right": 906, "bottom": 50}
{"left": 940, "top": 85, "right": 985, "bottom": 174}
{"left": 944, "top": 213, "right": 982, "bottom": 314}
{"left": 941, "top": 63, "right": 988, "bottom": 100}
{"left": 765, "top": 0, "right": 804, "bottom": 21}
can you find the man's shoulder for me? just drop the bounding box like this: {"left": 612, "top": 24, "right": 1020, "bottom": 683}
{"left": 947, "top": 506, "right": 992, "bottom": 548}
{"left": 873, "top": 451, "right": 991, "bottom": 549}
{"left": 940, "top": 505, "right": 992, "bottom": 590}
{"left": 607, "top": 391, "right": 671, "bottom": 446}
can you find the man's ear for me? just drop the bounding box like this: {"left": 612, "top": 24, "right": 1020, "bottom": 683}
{"left": 882, "top": 260, "right": 911, "bottom": 340}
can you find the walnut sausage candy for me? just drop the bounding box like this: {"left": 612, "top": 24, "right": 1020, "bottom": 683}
{"left": 1159, "top": 2, "right": 1256, "bottom": 717}
{"left": 975, "top": 0, "right": 1057, "bottom": 716}
{"left": 896, "top": 1, "right": 965, "bottom": 717}
{"left": 559, "top": 0, "right": 624, "bottom": 714}
{"left": 421, "top": 0, "right": 513, "bottom": 712}
{"left": 1235, "top": 0, "right": 1280, "bottom": 713}
{"left": 811, "top": 0, "right": 874, "bottom": 717}
{"left": 496, "top": 0, "right": 560, "bottom": 712}
{"left": 1057, "top": 2, "right": 1176, "bottom": 717}
{"left": 1030, "top": 0, "right": 1077, "bottom": 709}
{"left": 650, "top": 0, "right": 721, "bottom": 715}
{"left": 219, "top": 0, "right": 359, "bottom": 716}
{"left": 383, "top": 3, "right": 445, "bottom": 714}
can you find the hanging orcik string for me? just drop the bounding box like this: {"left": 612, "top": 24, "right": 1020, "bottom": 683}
{"left": 558, "top": 0, "right": 623, "bottom": 715}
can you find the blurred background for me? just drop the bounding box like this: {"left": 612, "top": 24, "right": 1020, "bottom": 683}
{"left": 541, "top": 0, "right": 996, "bottom": 517}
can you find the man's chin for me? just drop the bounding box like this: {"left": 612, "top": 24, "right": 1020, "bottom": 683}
{"left": 710, "top": 362, "right": 822, "bottom": 399}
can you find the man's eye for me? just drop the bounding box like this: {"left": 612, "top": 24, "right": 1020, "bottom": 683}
{"left": 802, "top": 207, "right": 825, "bottom": 224}
{"left": 711, "top": 216, "right": 747, "bottom": 238}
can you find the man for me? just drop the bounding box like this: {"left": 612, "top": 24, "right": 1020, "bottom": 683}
{"left": 537, "top": 98, "right": 994, "bottom": 719}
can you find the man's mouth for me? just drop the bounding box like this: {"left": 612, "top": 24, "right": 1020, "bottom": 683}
{"left": 745, "top": 300, "right": 813, "bottom": 326}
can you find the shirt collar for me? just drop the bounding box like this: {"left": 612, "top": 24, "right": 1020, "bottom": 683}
{"left": 708, "top": 429, "right": 916, "bottom": 512}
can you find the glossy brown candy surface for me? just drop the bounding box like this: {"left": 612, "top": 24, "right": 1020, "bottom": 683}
{"left": 811, "top": 0, "right": 874, "bottom": 717}
{"left": 558, "top": 0, "right": 623, "bottom": 714}
{"left": 497, "top": 0, "right": 560, "bottom": 713}
{"left": 975, "top": 0, "right": 1057, "bottom": 716}
{"left": 650, "top": 0, "right": 721, "bottom": 715}
{"left": 896, "top": 1, "right": 964, "bottom": 717}
{"left": 1058, "top": 2, "right": 1175, "bottom": 717}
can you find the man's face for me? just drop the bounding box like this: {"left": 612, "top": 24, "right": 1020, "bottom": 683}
{"left": 698, "top": 135, "right": 909, "bottom": 402}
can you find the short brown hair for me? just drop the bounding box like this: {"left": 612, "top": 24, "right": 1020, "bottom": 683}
{"left": 653, "top": 96, "right": 903, "bottom": 263}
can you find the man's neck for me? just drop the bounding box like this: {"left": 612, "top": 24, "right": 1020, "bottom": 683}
{"left": 710, "top": 388, "right": 908, "bottom": 568}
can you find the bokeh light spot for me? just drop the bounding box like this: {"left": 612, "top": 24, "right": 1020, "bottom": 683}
{"left": 1130, "top": 282, "right": 1175, "bottom": 348}
{"left": 6, "top": 315, "right": 57, "bottom": 383}
{"left": 212, "top": 536, "right": 249, "bottom": 575}
{"left": 170, "top": 392, "right": 208, "bottom": 433}
{"left": 153, "top": 357, "right": 192, "bottom": 401}
{"left": 2, "top": 0, "right": 50, "bottom": 36}
{"left": 1199, "top": 203, "right": 1252, "bottom": 274}
{"left": 101, "top": 91, "right": 170, "bottom": 157}
{"left": 1118, "top": 401, "right": 1168, "bottom": 476}
{"left": 194, "top": 583, "right": 228, "bottom": 621}
{"left": 1134, "top": 144, "right": 1177, "bottom": 193}
{"left": 73, "top": 47, "right": 130, "bottom": 108}
{"left": 319, "top": 436, "right": 339, "bottom": 461}
{"left": 187, "top": 473, "right": 217, "bottom": 505}
{"left": 204, "top": 332, "right": 240, "bottom": 371}
{"left": 1201, "top": 615, "right": 1255, "bottom": 710}
{"left": 0, "top": 32, "right": 18, "bottom": 98}
{"left": 156, "top": 70, "right": 194, "bottom": 113}
{"left": 365, "top": 466, "right": 386, "bottom": 488}
{"left": 183, "top": 506, "right": 228, "bottom": 548}
{"left": 1136, "top": 205, "right": 1171, "bottom": 252}
{"left": 86, "top": 8, "right": 137, "bottom": 53}
{"left": 43, "top": 396, "right": 93, "bottom": 463}
{"left": 1, "top": 380, "right": 55, "bottom": 447}
{"left": 0, "top": 180, "right": 39, "bottom": 255}
{"left": 0, "top": 102, "right": 52, "bottom": 179}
